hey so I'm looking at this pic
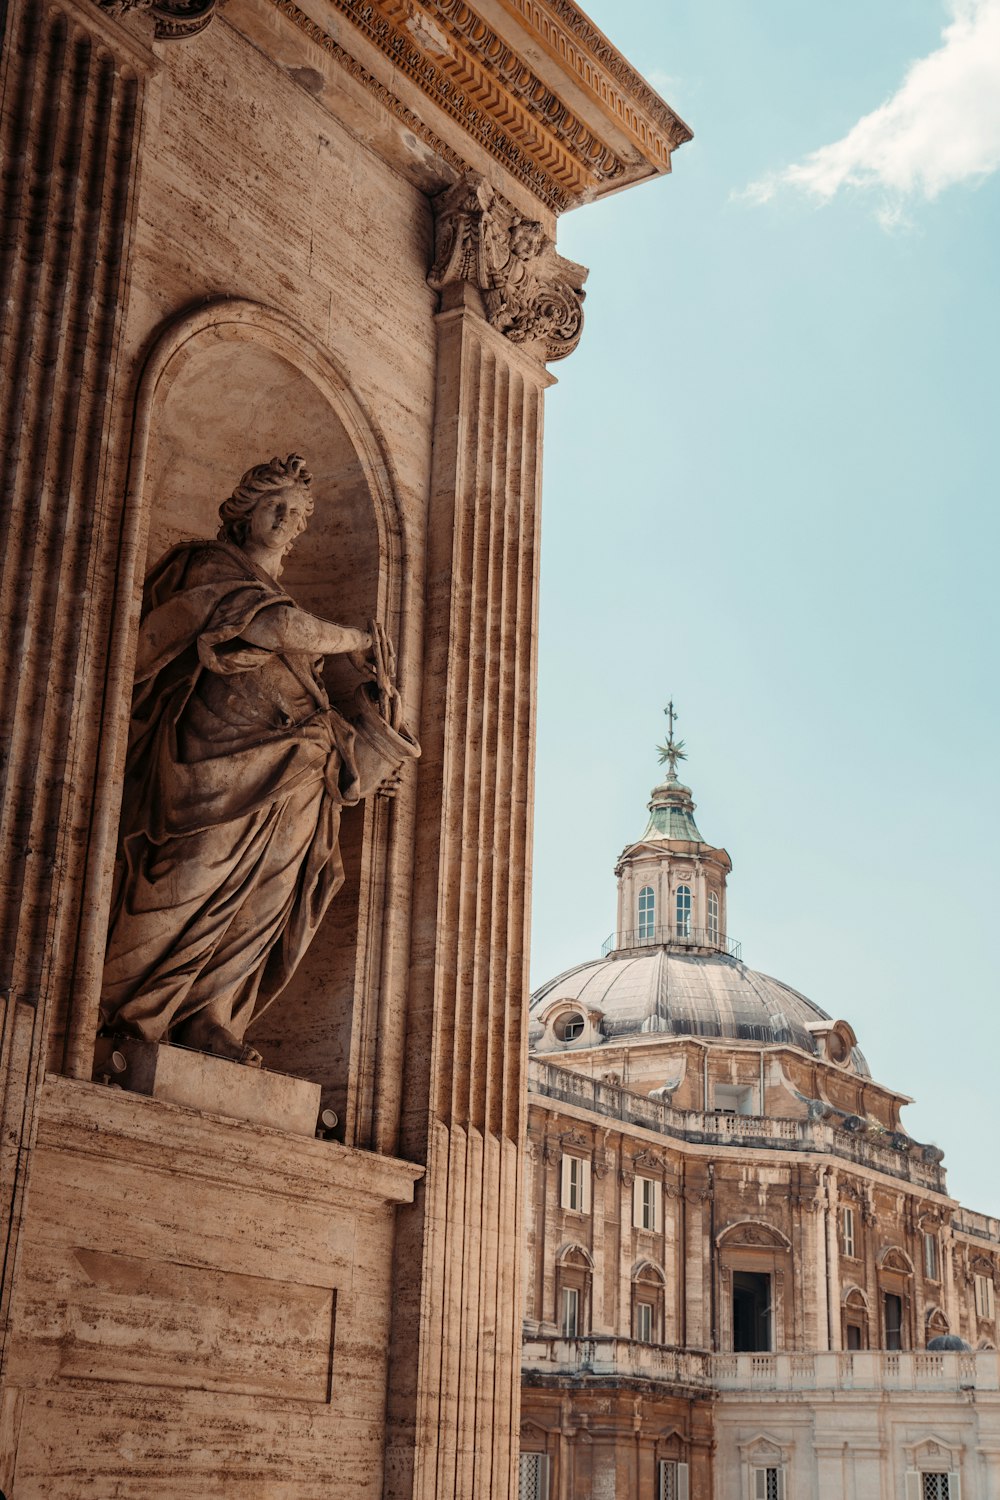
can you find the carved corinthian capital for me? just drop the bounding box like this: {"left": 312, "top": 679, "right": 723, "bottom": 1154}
{"left": 428, "top": 174, "right": 587, "bottom": 362}
{"left": 95, "top": 0, "right": 218, "bottom": 41}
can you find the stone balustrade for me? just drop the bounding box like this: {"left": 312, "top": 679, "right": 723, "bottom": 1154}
{"left": 522, "top": 1341, "right": 1000, "bottom": 1393}
{"left": 711, "top": 1349, "right": 1000, "bottom": 1391}
{"left": 528, "top": 1058, "right": 947, "bottom": 1192}
{"left": 522, "top": 1335, "right": 713, "bottom": 1386}
{"left": 952, "top": 1206, "right": 1000, "bottom": 1242}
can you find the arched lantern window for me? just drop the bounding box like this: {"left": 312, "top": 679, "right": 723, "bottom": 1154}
{"left": 638, "top": 885, "right": 656, "bottom": 940}
{"left": 675, "top": 885, "right": 692, "bottom": 939}
{"left": 707, "top": 890, "right": 719, "bottom": 942}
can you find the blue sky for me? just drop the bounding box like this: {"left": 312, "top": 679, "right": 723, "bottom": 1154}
{"left": 531, "top": 1, "right": 1000, "bottom": 1217}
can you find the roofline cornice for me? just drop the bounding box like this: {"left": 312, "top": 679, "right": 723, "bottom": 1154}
{"left": 265, "top": 0, "right": 691, "bottom": 215}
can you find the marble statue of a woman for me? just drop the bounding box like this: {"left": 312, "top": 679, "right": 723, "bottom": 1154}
{"left": 100, "top": 454, "right": 417, "bottom": 1067}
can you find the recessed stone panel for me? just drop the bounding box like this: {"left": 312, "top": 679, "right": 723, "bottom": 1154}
{"left": 53, "top": 1248, "right": 336, "bottom": 1403}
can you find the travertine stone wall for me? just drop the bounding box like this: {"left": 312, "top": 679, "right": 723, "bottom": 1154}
{"left": 0, "top": 0, "right": 152, "bottom": 1375}
{"left": 523, "top": 1090, "right": 979, "bottom": 1356}
{"left": 387, "top": 287, "right": 548, "bottom": 1499}
{"left": 520, "top": 1386, "right": 714, "bottom": 1500}
{"left": 713, "top": 1363, "right": 1000, "bottom": 1500}
{"left": 0, "top": 0, "right": 669, "bottom": 1491}
{"left": 3, "top": 1076, "right": 420, "bottom": 1499}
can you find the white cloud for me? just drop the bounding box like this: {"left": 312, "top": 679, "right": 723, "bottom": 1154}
{"left": 746, "top": 0, "right": 1000, "bottom": 213}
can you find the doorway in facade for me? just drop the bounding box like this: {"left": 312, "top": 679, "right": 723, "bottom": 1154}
{"left": 884, "top": 1291, "right": 903, "bottom": 1350}
{"left": 733, "top": 1270, "right": 772, "bottom": 1351}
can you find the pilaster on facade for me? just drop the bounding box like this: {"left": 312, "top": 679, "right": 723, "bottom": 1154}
{"left": 0, "top": 0, "right": 154, "bottom": 1384}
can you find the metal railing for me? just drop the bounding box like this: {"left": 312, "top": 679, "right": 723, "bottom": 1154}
{"left": 527, "top": 1058, "right": 948, "bottom": 1193}
{"left": 601, "top": 925, "right": 742, "bottom": 960}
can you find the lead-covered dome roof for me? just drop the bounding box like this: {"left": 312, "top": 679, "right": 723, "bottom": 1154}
{"left": 529, "top": 948, "right": 870, "bottom": 1076}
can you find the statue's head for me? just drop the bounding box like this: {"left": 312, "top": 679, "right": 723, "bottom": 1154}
{"left": 218, "top": 454, "right": 314, "bottom": 553}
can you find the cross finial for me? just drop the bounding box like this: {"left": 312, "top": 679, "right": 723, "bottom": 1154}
{"left": 656, "top": 699, "right": 687, "bottom": 777}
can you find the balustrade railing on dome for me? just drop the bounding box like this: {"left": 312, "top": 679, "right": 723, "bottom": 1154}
{"left": 527, "top": 1059, "right": 947, "bottom": 1192}
{"left": 601, "top": 924, "right": 742, "bottom": 959}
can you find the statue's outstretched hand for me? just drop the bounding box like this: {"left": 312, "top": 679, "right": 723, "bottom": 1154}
{"left": 367, "top": 621, "right": 403, "bottom": 729}
{"left": 346, "top": 628, "right": 377, "bottom": 679}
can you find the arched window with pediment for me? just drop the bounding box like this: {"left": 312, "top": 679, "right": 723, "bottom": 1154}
{"left": 842, "top": 1285, "right": 869, "bottom": 1349}
{"left": 631, "top": 1260, "right": 666, "bottom": 1344}
{"left": 675, "top": 885, "right": 692, "bottom": 938}
{"left": 877, "top": 1246, "right": 914, "bottom": 1350}
{"left": 638, "top": 885, "right": 656, "bottom": 941}
{"left": 555, "top": 1245, "right": 592, "bottom": 1339}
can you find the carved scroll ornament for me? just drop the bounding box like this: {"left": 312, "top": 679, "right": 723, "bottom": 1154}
{"left": 95, "top": 0, "right": 218, "bottom": 41}
{"left": 429, "top": 174, "right": 587, "bottom": 361}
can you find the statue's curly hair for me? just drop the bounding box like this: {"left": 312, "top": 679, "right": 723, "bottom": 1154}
{"left": 218, "top": 454, "right": 314, "bottom": 546}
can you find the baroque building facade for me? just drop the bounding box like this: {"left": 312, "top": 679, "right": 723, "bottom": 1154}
{"left": 520, "top": 725, "right": 1000, "bottom": 1500}
{"left": 0, "top": 2, "right": 691, "bottom": 1495}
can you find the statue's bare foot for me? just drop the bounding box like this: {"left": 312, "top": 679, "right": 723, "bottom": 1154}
{"left": 175, "top": 1017, "right": 263, "bottom": 1068}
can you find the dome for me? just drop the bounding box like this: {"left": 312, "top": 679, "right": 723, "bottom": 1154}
{"left": 926, "top": 1334, "right": 971, "bottom": 1352}
{"left": 530, "top": 947, "right": 870, "bottom": 1075}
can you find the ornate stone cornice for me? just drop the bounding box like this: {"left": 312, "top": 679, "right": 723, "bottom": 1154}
{"left": 428, "top": 173, "right": 586, "bottom": 360}
{"left": 96, "top": 0, "right": 218, "bottom": 40}
{"left": 496, "top": 0, "right": 692, "bottom": 159}
{"left": 269, "top": 0, "right": 690, "bottom": 213}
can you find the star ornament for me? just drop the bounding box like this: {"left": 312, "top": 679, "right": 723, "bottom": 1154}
{"left": 657, "top": 738, "right": 687, "bottom": 767}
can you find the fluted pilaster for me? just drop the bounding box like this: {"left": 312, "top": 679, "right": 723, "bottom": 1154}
{"left": 385, "top": 179, "right": 579, "bottom": 1498}
{"left": 0, "top": 0, "right": 149, "bottom": 1383}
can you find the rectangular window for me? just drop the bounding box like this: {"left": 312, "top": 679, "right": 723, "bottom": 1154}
{"left": 751, "top": 1467, "right": 784, "bottom": 1500}
{"left": 974, "top": 1274, "right": 995, "bottom": 1320}
{"left": 733, "top": 1270, "right": 772, "bottom": 1353}
{"left": 519, "top": 1453, "right": 550, "bottom": 1500}
{"left": 658, "top": 1460, "right": 690, "bottom": 1500}
{"left": 924, "top": 1231, "right": 939, "bottom": 1280}
{"left": 842, "top": 1206, "right": 856, "bottom": 1257}
{"left": 884, "top": 1291, "right": 903, "bottom": 1350}
{"left": 846, "top": 1322, "right": 862, "bottom": 1351}
{"left": 560, "top": 1153, "right": 591, "bottom": 1214}
{"left": 633, "top": 1175, "right": 661, "bottom": 1232}
{"left": 906, "top": 1474, "right": 957, "bottom": 1500}
{"left": 714, "top": 1084, "right": 754, "bottom": 1116}
{"left": 635, "top": 1301, "right": 653, "bottom": 1343}
{"left": 560, "top": 1286, "right": 579, "bottom": 1339}
{"left": 638, "top": 885, "right": 656, "bottom": 941}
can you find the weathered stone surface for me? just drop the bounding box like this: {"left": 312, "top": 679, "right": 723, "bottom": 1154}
{"left": 0, "top": 0, "right": 689, "bottom": 1493}
{"left": 5, "top": 1076, "right": 421, "bottom": 1497}
{"left": 95, "top": 1037, "right": 324, "bottom": 1136}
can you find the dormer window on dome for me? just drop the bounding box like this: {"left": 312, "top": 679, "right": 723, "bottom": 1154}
{"left": 532, "top": 998, "right": 605, "bottom": 1053}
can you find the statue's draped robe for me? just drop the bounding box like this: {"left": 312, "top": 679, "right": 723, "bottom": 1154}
{"left": 101, "top": 540, "right": 361, "bottom": 1041}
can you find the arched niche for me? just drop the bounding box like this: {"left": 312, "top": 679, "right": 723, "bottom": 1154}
{"left": 88, "top": 300, "right": 405, "bottom": 1143}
